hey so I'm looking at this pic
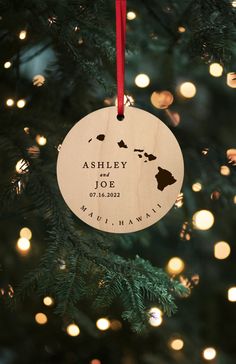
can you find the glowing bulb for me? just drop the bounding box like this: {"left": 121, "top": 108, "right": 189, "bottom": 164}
{"left": 203, "top": 348, "right": 217, "bottom": 360}
{"left": 232, "top": 1, "right": 236, "bottom": 7}
{"left": 167, "top": 257, "right": 185, "bottom": 275}
{"left": 178, "top": 26, "right": 186, "bottom": 33}
{"left": 66, "top": 323, "right": 80, "bottom": 336}
{"left": 19, "top": 30, "right": 27, "bottom": 40}
{"left": 17, "top": 99, "right": 26, "bottom": 108}
{"left": 127, "top": 11, "right": 136, "bottom": 20}
{"left": 214, "top": 241, "right": 231, "bottom": 260}
{"left": 35, "top": 312, "right": 48, "bottom": 325}
{"left": 4, "top": 61, "right": 11, "bottom": 69}
{"left": 192, "top": 182, "right": 202, "bottom": 192}
{"left": 43, "top": 296, "right": 54, "bottom": 306}
{"left": 179, "top": 82, "right": 196, "bottom": 98}
{"left": 20, "top": 227, "right": 32, "bottom": 240}
{"left": 15, "top": 159, "right": 29, "bottom": 174}
{"left": 135, "top": 74, "right": 150, "bottom": 88}
{"left": 96, "top": 318, "right": 110, "bottom": 331}
{"left": 36, "top": 135, "right": 47, "bottom": 146}
{"left": 209, "top": 63, "right": 223, "bottom": 77}
{"left": 170, "top": 338, "right": 184, "bottom": 351}
{"left": 17, "top": 237, "right": 30, "bottom": 252}
{"left": 33, "top": 74, "right": 45, "bottom": 87}
{"left": 192, "top": 210, "right": 214, "bottom": 230}
{"left": 220, "top": 165, "right": 230, "bottom": 176}
{"left": 228, "top": 287, "right": 236, "bottom": 302}
{"left": 148, "top": 307, "right": 163, "bottom": 327}
{"left": 6, "top": 98, "right": 14, "bottom": 107}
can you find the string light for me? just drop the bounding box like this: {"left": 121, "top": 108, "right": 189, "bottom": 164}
{"left": 43, "top": 296, "right": 54, "bottom": 306}
{"left": 20, "top": 227, "right": 32, "bottom": 240}
{"left": 36, "top": 135, "right": 47, "bottom": 146}
{"left": 214, "top": 241, "right": 231, "bottom": 260}
{"left": 96, "top": 318, "right": 110, "bottom": 331}
{"left": 6, "top": 98, "right": 14, "bottom": 107}
{"left": 127, "top": 11, "right": 136, "bottom": 20}
{"left": 167, "top": 257, "right": 185, "bottom": 275}
{"left": 35, "top": 312, "right": 48, "bottom": 325}
{"left": 19, "top": 30, "right": 27, "bottom": 40}
{"left": 4, "top": 61, "right": 11, "bottom": 69}
{"left": 15, "top": 159, "right": 29, "bottom": 174}
{"left": 192, "top": 182, "right": 202, "bottom": 192}
{"left": 33, "top": 74, "right": 45, "bottom": 87}
{"left": 179, "top": 82, "right": 196, "bottom": 98}
{"left": 220, "top": 165, "right": 230, "bottom": 176}
{"left": 175, "top": 192, "right": 184, "bottom": 208}
{"left": 135, "top": 74, "right": 150, "bottom": 88}
{"left": 209, "top": 63, "right": 223, "bottom": 77}
{"left": 202, "top": 348, "right": 217, "bottom": 360}
{"left": 17, "top": 99, "right": 26, "bottom": 108}
{"left": 66, "top": 323, "right": 80, "bottom": 336}
{"left": 169, "top": 338, "right": 184, "bottom": 351}
{"left": 16, "top": 237, "right": 30, "bottom": 253}
{"left": 192, "top": 210, "right": 214, "bottom": 230}
{"left": 148, "top": 307, "right": 163, "bottom": 327}
{"left": 228, "top": 287, "right": 236, "bottom": 302}
{"left": 178, "top": 26, "right": 186, "bottom": 33}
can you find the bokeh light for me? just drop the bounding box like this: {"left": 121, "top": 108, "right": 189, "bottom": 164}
{"left": 169, "top": 338, "right": 184, "bottom": 351}
{"left": 127, "top": 11, "right": 136, "bottom": 20}
{"left": 43, "top": 296, "right": 54, "bottom": 306}
{"left": 4, "top": 61, "right": 11, "bottom": 69}
{"left": 228, "top": 287, "right": 236, "bottom": 302}
{"left": 148, "top": 307, "right": 163, "bottom": 327}
{"left": 227, "top": 72, "right": 236, "bottom": 88}
{"left": 66, "top": 323, "right": 80, "bottom": 336}
{"left": 90, "top": 359, "right": 101, "bottom": 364}
{"left": 19, "top": 30, "right": 27, "bottom": 40}
{"left": 178, "top": 26, "right": 186, "bottom": 33}
{"left": 36, "top": 135, "right": 47, "bottom": 146}
{"left": 192, "top": 210, "right": 214, "bottom": 230}
{"left": 96, "top": 318, "right": 110, "bottom": 331}
{"left": 17, "top": 99, "right": 26, "bottom": 108}
{"left": 135, "top": 74, "right": 150, "bottom": 88}
{"left": 192, "top": 182, "right": 202, "bottom": 192}
{"left": 20, "top": 227, "right": 32, "bottom": 240}
{"left": 214, "top": 241, "right": 231, "bottom": 260}
{"left": 33, "top": 74, "right": 45, "bottom": 87}
{"left": 202, "top": 347, "right": 217, "bottom": 360}
{"left": 150, "top": 90, "right": 174, "bottom": 109}
{"left": 179, "top": 82, "right": 196, "bottom": 98}
{"left": 167, "top": 257, "right": 185, "bottom": 275}
{"left": 35, "top": 312, "right": 48, "bottom": 325}
{"left": 16, "top": 237, "right": 30, "bottom": 252}
{"left": 220, "top": 165, "right": 230, "bottom": 176}
{"left": 6, "top": 98, "right": 14, "bottom": 107}
{"left": 209, "top": 63, "right": 223, "bottom": 77}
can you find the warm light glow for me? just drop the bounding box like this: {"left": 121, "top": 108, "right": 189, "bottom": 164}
{"left": 35, "top": 312, "right": 48, "bottom": 325}
{"left": 232, "top": 1, "right": 236, "bottom": 7}
{"left": 178, "top": 26, "right": 186, "bottom": 33}
{"left": 192, "top": 210, "right": 214, "bottom": 230}
{"left": 150, "top": 91, "right": 174, "bottom": 109}
{"left": 170, "top": 338, "right": 184, "bottom": 351}
{"left": 227, "top": 72, "right": 236, "bottom": 88}
{"left": 148, "top": 307, "right": 163, "bottom": 327}
{"left": 20, "top": 227, "right": 32, "bottom": 240}
{"left": 203, "top": 348, "right": 217, "bottom": 360}
{"left": 175, "top": 192, "right": 184, "bottom": 208}
{"left": 15, "top": 159, "right": 29, "bottom": 174}
{"left": 17, "top": 99, "right": 26, "bottom": 108}
{"left": 43, "top": 296, "right": 54, "bottom": 306}
{"left": 4, "top": 61, "right": 11, "bottom": 69}
{"left": 33, "top": 74, "right": 45, "bottom": 87}
{"left": 228, "top": 287, "right": 236, "bottom": 302}
{"left": 209, "top": 63, "right": 223, "bottom": 77}
{"left": 17, "top": 237, "right": 30, "bottom": 252}
{"left": 192, "top": 182, "right": 202, "bottom": 192}
{"left": 214, "top": 241, "right": 231, "bottom": 260}
{"left": 90, "top": 359, "right": 101, "bottom": 364}
{"left": 135, "top": 73, "right": 150, "bottom": 88}
{"left": 220, "top": 165, "right": 230, "bottom": 176}
{"left": 167, "top": 257, "right": 185, "bottom": 275}
{"left": 234, "top": 195, "right": 236, "bottom": 204}
{"left": 127, "top": 11, "right": 136, "bottom": 20}
{"left": 179, "top": 82, "right": 196, "bottom": 98}
{"left": 66, "top": 323, "right": 80, "bottom": 336}
{"left": 19, "top": 30, "right": 27, "bottom": 40}
{"left": 96, "top": 318, "right": 110, "bottom": 331}
{"left": 6, "top": 98, "right": 14, "bottom": 107}
{"left": 36, "top": 135, "right": 47, "bottom": 146}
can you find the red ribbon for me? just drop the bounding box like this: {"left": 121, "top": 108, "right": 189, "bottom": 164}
{"left": 116, "top": 0, "right": 126, "bottom": 118}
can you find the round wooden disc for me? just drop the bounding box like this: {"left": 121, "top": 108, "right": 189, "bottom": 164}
{"left": 57, "top": 106, "right": 184, "bottom": 233}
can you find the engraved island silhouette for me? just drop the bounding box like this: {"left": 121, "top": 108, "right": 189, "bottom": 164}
{"left": 88, "top": 134, "right": 177, "bottom": 192}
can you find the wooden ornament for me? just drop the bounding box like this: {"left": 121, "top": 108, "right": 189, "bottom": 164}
{"left": 57, "top": 106, "right": 184, "bottom": 233}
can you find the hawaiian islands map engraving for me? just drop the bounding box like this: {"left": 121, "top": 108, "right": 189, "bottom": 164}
{"left": 87, "top": 134, "right": 177, "bottom": 191}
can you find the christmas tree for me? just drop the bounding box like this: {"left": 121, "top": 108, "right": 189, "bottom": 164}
{"left": 0, "top": 0, "right": 236, "bottom": 363}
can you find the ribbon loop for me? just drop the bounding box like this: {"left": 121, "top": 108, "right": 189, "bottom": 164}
{"left": 116, "top": 0, "right": 126, "bottom": 119}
